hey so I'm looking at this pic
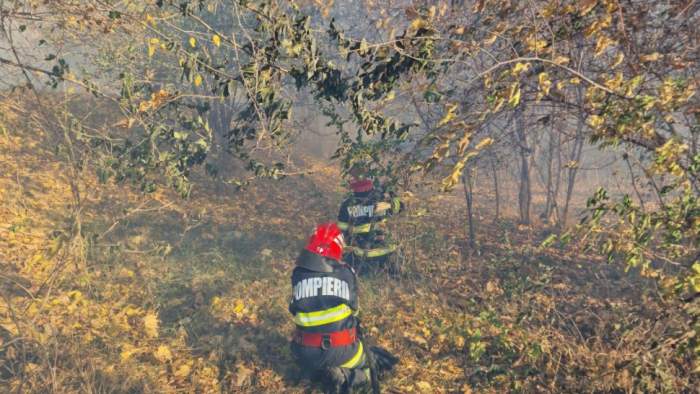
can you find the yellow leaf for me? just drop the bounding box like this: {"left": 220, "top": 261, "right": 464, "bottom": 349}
{"left": 640, "top": 52, "right": 661, "bottom": 62}
{"left": 189, "top": 37, "right": 196, "bottom": 48}
{"left": 492, "top": 97, "right": 504, "bottom": 112}
{"left": 588, "top": 114, "right": 604, "bottom": 128}
{"left": 611, "top": 52, "right": 625, "bottom": 68}
{"left": 174, "top": 363, "right": 192, "bottom": 379}
{"left": 579, "top": 0, "right": 598, "bottom": 16}
{"left": 148, "top": 44, "right": 156, "bottom": 57}
{"left": 526, "top": 37, "right": 548, "bottom": 52}
{"left": 594, "top": 35, "right": 616, "bottom": 57}
{"left": 485, "top": 280, "right": 502, "bottom": 294}
{"left": 120, "top": 344, "right": 143, "bottom": 362}
{"left": 564, "top": 160, "right": 579, "bottom": 169}
{"left": 234, "top": 363, "right": 254, "bottom": 386}
{"left": 484, "top": 32, "right": 499, "bottom": 46}
{"left": 484, "top": 22, "right": 506, "bottom": 46}
{"left": 457, "top": 132, "right": 471, "bottom": 155}
{"left": 428, "top": 5, "right": 436, "bottom": 19}
{"left": 410, "top": 18, "right": 426, "bottom": 30}
{"left": 438, "top": 104, "right": 458, "bottom": 127}
{"left": 512, "top": 62, "right": 531, "bottom": 75}
{"left": 538, "top": 72, "right": 552, "bottom": 97}
{"left": 416, "top": 381, "right": 432, "bottom": 392}
{"left": 118, "top": 268, "right": 135, "bottom": 279}
{"left": 508, "top": 83, "right": 521, "bottom": 107}
{"left": 154, "top": 345, "right": 173, "bottom": 363}
{"left": 604, "top": 72, "right": 624, "bottom": 91}
{"left": 194, "top": 74, "right": 203, "bottom": 87}
{"left": 585, "top": 13, "right": 612, "bottom": 37}
{"left": 553, "top": 55, "right": 570, "bottom": 65}
{"left": 359, "top": 38, "right": 369, "bottom": 55}
{"left": 475, "top": 137, "right": 493, "bottom": 150}
{"left": 143, "top": 312, "right": 159, "bottom": 338}
{"left": 145, "top": 13, "right": 156, "bottom": 27}
{"left": 233, "top": 299, "right": 245, "bottom": 314}
{"left": 212, "top": 34, "right": 221, "bottom": 47}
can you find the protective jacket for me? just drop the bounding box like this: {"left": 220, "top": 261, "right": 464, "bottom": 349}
{"left": 337, "top": 189, "right": 403, "bottom": 261}
{"left": 289, "top": 261, "right": 366, "bottom": 371}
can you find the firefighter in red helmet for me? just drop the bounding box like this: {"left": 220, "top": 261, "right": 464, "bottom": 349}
{"left": 290, "top": 223, "right": 398, "bottom": 393}
{"left": 337, "top": 167, "right": 404, "bottom": 275}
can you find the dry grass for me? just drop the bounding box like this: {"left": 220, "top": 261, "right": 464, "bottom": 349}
{"left": 0, "top": 98, "right": 697, "bottom": 393}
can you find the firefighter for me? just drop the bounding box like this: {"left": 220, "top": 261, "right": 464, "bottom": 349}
{"left": 336, "top": 171, "right": 403, "bottom": 275}
{"left": 290, "top": 223, "right": 398, "bottom": 393}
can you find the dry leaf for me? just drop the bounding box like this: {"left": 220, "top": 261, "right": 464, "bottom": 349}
{"left": 579, "top": 0, "right": 598, "bottom": 16}
{"left": 416, "top": 381, "right": 432, "bottom": 392}
{"left": 143, "top": 312, "right": 159, "bottom": 338}
{"left": 640, "top": 52, "right": 661, "bottom": 62}
{"left": 234, "top": 363, "right": 254, "bottom": 386}
{"left": 153, "top": 344, "right": 172, "bottom": 363}
{"left": 174, "top": 363, "right": 192, "bottom": 379}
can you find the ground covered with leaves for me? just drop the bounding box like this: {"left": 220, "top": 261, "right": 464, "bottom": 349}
{"left": 0, "top": 124, "right": 696, "bottom": 393}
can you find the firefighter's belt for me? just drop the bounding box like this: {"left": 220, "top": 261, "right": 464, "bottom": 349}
{"left": 293, "top": 328, "right": 357, "bottom": 349}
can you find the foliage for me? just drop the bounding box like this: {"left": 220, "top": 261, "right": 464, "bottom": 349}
{"left": 2, "top": 0, "right": 700, "bottom": 391}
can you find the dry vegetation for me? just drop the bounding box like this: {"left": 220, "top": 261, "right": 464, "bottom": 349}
{"left": 2, "top": 0, "right": 699, "bottom": 392}
{"left": 1, "top": 96, "right": 695, "bottom": 393}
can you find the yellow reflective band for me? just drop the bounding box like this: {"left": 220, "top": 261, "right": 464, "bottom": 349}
{"left": 391, "top": 197, "right": 401, "bottom": 213}
{"left": 351, "top": 244, "right": 397, "bottom": 258}
{"left": 366, "top": 245, "right": 397, "bottom": 257}
{"left": 337, "top": 222, "right": 349, "bottom": 231}
{"left": 340, "top": 341, "right": 364, "bottom": 368}
{"left": 350, "top": 223, "right": 371, "bottom": 234}
{"left": 293, "top": 304, "right": 353, "bottom": 327}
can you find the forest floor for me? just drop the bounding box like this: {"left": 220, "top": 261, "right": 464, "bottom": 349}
{"left": 0, "top": 118, "right": 695, "bottom": 393}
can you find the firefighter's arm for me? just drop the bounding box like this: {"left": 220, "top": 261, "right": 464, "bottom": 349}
{"left": 344, "top": 266, "right": 360, "bottom": 312}
{"left": 337, "top": 200, "right": 350, "bottom": 232}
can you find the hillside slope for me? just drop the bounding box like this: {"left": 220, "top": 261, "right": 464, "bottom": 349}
{"left": 1, "top": 115, "right": 696, "bottom": 393}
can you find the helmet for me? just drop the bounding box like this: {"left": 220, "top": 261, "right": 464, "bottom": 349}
{"left": 347, "top": 163, "right": 374, "bottom": 193}
{"left": 349, "top": 178, "right": 373, "bottom": 193}
{"left": 296, "top": 223, "right": 345, "bottom": 272}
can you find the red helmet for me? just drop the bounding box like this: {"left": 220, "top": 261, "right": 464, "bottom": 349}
{"left": 349, "top": 178, "right": 373, "bottom": 193}
{"left": 296, "top": 223, "right": 345, "bottom": 272}
{"left": 305, "top": 223, "right": 344, "bottom": 260}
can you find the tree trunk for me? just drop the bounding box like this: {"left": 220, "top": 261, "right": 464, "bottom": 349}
{"left": 462, "top": 169, "right": 477, "bottom": 250}
{"left": 551, "top": 130, "right": 563, "bottom": 224}
{"left": 543, "top": 128, "right": 556, "bottom": 222}
{"left": 489, "top": 153, "right": 500, "bottom": 221}
{"left": 560, "top": 87, "right": 586, "bottom": 229}
{"left": 515, "top": 105, "right": 531, "bottom": 225}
